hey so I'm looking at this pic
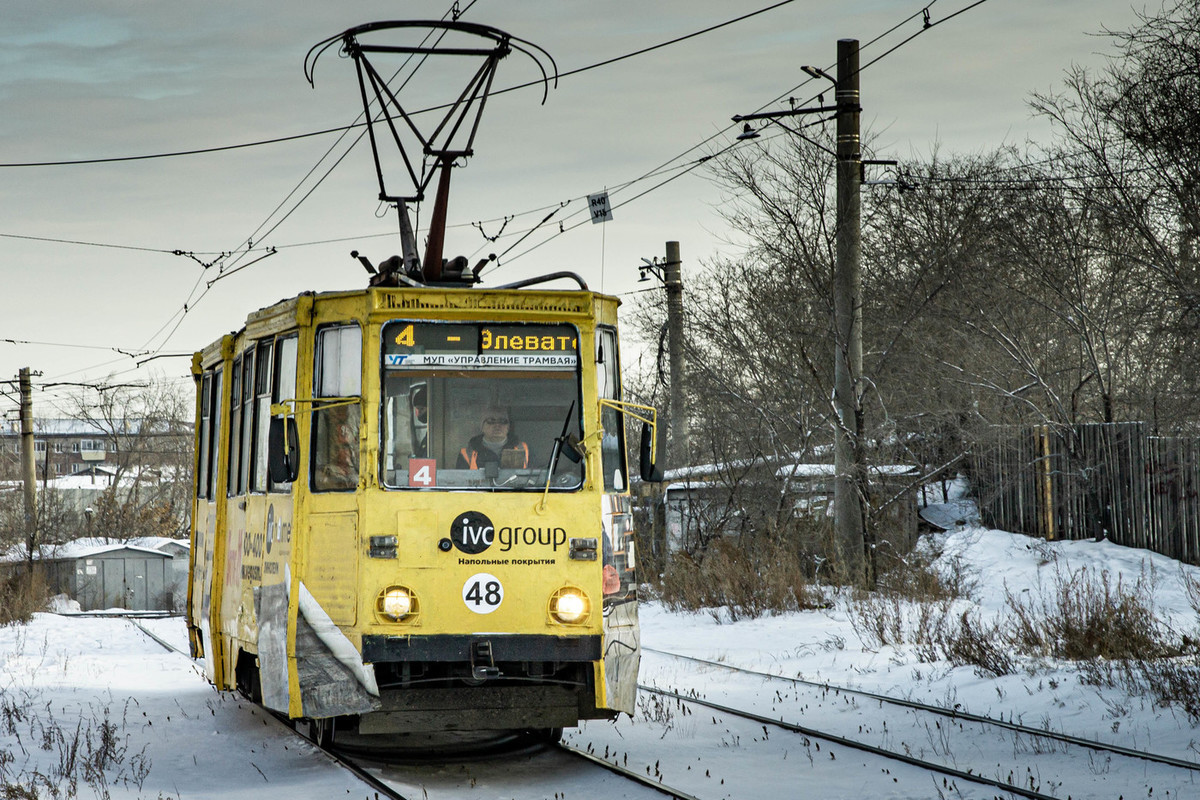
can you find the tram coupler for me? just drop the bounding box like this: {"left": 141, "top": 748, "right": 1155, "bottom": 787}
{"left": 471, "top": 640, "right": 501, "bottom": 680}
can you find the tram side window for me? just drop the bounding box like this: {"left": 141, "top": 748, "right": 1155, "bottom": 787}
{"left": 312, "top": 324, "right": 362, "bottom": 492}
{"left": 204, "top": 370, "right": 223, "bottom": 499}
{"left": 238, "top": 351, "right": 254, "bottom": 494}
{"left": 597, "top": 327, "right": 628, "bottom": 492}
{"left": 227, "top": 356, "right": 242, "bottom": 497}
{"left": 197, "top": 372, "right": 212, "bottom": 500}
{"left": 269, "top": 334, "right": 298, "bottom": 492}
{"left": 251, "top": 340, "right": 273, "bottom": 493}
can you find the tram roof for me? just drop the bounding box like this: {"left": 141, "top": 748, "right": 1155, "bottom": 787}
{"left": 195, "top": 283, "right": 620, "bottom": 363}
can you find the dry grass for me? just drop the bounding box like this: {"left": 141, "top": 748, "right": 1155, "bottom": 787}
{"left": 659, "top": 536, "right": 826, "bottom": 621}
{"left": 942, "top": 609, "right": 1016, "bottom": 676}
{"left": 0, "top": 696, "right": 152, "bottom": 799}
{"left": 0, "top": 570, "right": 48, "bottom": 628}
{"left": 1004, "top": 563, "right": 1170, "bottom": 661}
{"left": 1073, "top": 567, "right": 1200, "bottom": 722}
{"left": 845, "top": 533, "right": 972, "bottom": 658}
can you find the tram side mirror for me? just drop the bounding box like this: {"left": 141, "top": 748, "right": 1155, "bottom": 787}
{"left": 268, "top": 417, "right": 301, "bottom": 483}
{"left": 639, "top": 422, "right": 664, "bottom": 483}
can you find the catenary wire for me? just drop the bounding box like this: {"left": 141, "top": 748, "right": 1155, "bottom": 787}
{"left": 18, "top": 0, "right": 990, "bottom": 385}
{"left": 0, "top": 0, "right": 800, "bottom": 171}
{"left": 125, "top": 0, "right": 818, "bottom": 364}
{"left": 484, "top": 0, "right": 1000, "bottom": 272}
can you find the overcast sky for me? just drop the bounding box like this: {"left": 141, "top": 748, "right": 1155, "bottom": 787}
{"left": 0, "top": 0, "right": 1146, "bottom": 414}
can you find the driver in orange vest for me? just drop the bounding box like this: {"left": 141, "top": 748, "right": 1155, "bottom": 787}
{"left": 457, "top": 405, "right": 530, "bottom": 469}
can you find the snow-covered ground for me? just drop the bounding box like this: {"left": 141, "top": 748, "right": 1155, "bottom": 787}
{"left": 3, "top": 526, "right": 1200, "bottom": 798}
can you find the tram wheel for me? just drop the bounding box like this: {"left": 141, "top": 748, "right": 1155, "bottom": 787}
{"left": 307, "top": 717, "right": 336, "bottom": 749}
{"left": 534, "top": 727, "right": 563, "bottom": 744}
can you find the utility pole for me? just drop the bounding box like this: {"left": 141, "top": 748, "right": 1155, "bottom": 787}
{"left": 19, "top": 367, "right": 37, "bottom": 568}
{"left": 731, "top": 38, "right": 870, "bottom": 581}
{"left": 832, "top": 39, "right": 866, "bottom": 582}
{"left": 664, "top": 241, "right": 689, "bottom": 468}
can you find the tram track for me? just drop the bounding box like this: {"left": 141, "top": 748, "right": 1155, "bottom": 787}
{"left": 637, "top": 682, "right": 1061, "bottom": 800}
{"left": 126, "top": 618, "right": 412, "bottom": 799}
{"left": 128, "top": 618, "right": 687, "bottom": 799}
{"left": 556, "top": 742, "right": 707, "bottom": 800}
{"left": 645, "top": 645, "right": 1200, "bottom": 775}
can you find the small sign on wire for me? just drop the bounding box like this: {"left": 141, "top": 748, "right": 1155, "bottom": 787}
{"left": 588, "top": 191, "right": 613, "bottom": 224}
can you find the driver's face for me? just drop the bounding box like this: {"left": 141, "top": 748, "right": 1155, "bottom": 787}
{"left": 415, "top": 405, "right": 427, "bottom": 422}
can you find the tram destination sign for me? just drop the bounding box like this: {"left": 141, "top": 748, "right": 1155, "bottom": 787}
{"left": 383, "top": 322, "right": 578, "bottom": 370}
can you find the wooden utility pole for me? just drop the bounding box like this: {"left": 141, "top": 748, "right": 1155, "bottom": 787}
{"left": 19, "top": 367, "right": 37, "bottom": 567}
{"left": 832, "top": 39, "right": 866, "bottom": 581}
{"left": 664, "top": 241, "right": 689, "bottom": 467}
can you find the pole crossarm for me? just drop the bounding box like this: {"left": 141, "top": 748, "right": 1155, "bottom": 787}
{"left": 732, "top": 105, "right": 841, "bottom": 122}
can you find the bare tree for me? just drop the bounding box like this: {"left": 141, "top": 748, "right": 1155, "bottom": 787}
{"left": 66, "top": 376, "right": 193, "bottom": 541}
{"left": 1029, "top": 0, "right": 1200, "bottom": 429}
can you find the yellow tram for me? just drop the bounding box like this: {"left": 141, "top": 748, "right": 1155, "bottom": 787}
{"left": 185, "top": 276, "right": 655, "bottom": 743}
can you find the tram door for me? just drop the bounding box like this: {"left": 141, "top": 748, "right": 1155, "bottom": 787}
{"left": 190, "top": 367, "right": 223, "bottom": 676}
{"left": 304, "top": 323, "right": 362, "bottom": 626}
{"left": 252, "top": 333, "right": 299, "bottom": 712}
{"left": 596, "top": 327, "right": 640, "bottom": 714}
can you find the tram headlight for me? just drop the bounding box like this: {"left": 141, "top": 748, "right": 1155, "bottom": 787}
{"left": 549, "top": 587, "right": 589, "bottom": 625}
{"left": 377, "top": 585, "right": 415, "bottom": 621}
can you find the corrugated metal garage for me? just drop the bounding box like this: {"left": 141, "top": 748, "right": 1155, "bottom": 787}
{"left": 2, "top": 540, "right": 182, "bottom": 611}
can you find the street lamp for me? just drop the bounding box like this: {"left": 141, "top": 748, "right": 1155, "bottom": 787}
{"left": 638, "top": 257, "right": 668, "bottom": 284}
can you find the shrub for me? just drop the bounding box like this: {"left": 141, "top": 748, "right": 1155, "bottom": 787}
{"left": 1004, "top": 563, "right": 1171, "bottom": 661}
{"left": 659, "top": 536, "right": 825, "bottom": 621}
{"left": 943, "top": 609, "right": 1016, "bottom": 676}
{"left": 845, "top": 532, "right": 972, "bottom": 656}
{"left": 0, "top": 569, "right": 48, "bottom": 627}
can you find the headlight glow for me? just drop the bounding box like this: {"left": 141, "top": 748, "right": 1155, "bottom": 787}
{"left": 378, "top": 586, "right": 414, "bottom": 621}
{"left": 550, "top": 588, "right": 589, "bottom": 624}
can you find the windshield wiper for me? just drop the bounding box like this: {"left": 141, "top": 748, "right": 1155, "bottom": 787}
{"left": 538, "top": 401, "right": 578, "bottom": 510}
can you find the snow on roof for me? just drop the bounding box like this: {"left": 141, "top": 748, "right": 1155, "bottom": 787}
{"left": 0, "top": 537, "right": 177, "bottom": 563}
{"left": 918, "top": 499, "right": 982, "bottom": 530}
{"left": 774, "top": 463, "right": 920, "bottom": 479}
{"left": 0, "top": 418, "right": 192, "bottom": 437}
{"left": 128, "top": 536, "right": 190, "bottom": 553}
{"left": 664, "top": 457, "right": 918, "bottom": 483}
{"left": 1, "top": 418, "right": 109, "bottom": 437}
{"left": 663, "top": 451, "right": 812, "bottom": 481}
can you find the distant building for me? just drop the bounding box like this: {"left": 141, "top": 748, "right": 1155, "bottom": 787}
{"left": 659, "top": 459, "right": 921, "bottom": 554}
{"left": 0, "top": 537, "right": 189, "bottom": 612}
{"left": 0, "top": 417, "right": 191, "bottom": 481}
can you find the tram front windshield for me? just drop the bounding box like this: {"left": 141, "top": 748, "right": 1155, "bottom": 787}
{"left": 380, "top": 321, "right": 584, "bottom": 491}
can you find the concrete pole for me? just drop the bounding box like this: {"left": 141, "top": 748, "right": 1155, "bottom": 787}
{"left": 664, "top": 241, "right": 689, "bottom": 468}
{"left": 19, "top": 367, "right": 37, "bottom": 565}
{"left": 832, "top": 39, "right": 865, "bottom": 581}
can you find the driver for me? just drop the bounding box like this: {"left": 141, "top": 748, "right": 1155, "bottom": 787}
{"left": 457, "top": 405, "right": 529, "bottom": 469}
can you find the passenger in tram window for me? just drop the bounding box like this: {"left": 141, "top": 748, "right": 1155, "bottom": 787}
{"left": 456, "top": 405, "right": 529, "bottom": 470}
{"left": 410, "top": 385, "right": 428, "bottom": 458}
{"left": 315, "top": 403, "right": 359, "bottom": 491}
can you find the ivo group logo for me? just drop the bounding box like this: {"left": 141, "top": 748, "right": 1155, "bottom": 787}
{"left": 450, "top": 510, "right": 568, "bottom": 554}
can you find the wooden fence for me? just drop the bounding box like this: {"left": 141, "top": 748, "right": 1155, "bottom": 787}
{"left": 970, "top": 422, "right": 1200, "bottom": 564}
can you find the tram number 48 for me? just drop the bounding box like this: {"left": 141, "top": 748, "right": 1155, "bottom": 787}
{"left": 463, "top": 573, "right": 504, "bottom": 614}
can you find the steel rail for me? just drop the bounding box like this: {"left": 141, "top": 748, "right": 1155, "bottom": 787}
{"left": 311, "top": 752, "right": 413, "bottom": 800}
{"left": 639, "top": 684, "right": 1061, "bottom": 800}
{"left": 557, "top": 743, "right": 707, "bottom": 800}
{"left": 126, "top": 619, "right": 183, "bottom": 654}
{"left": 645, "top": 646, "right": 1200, "bottom": 773}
